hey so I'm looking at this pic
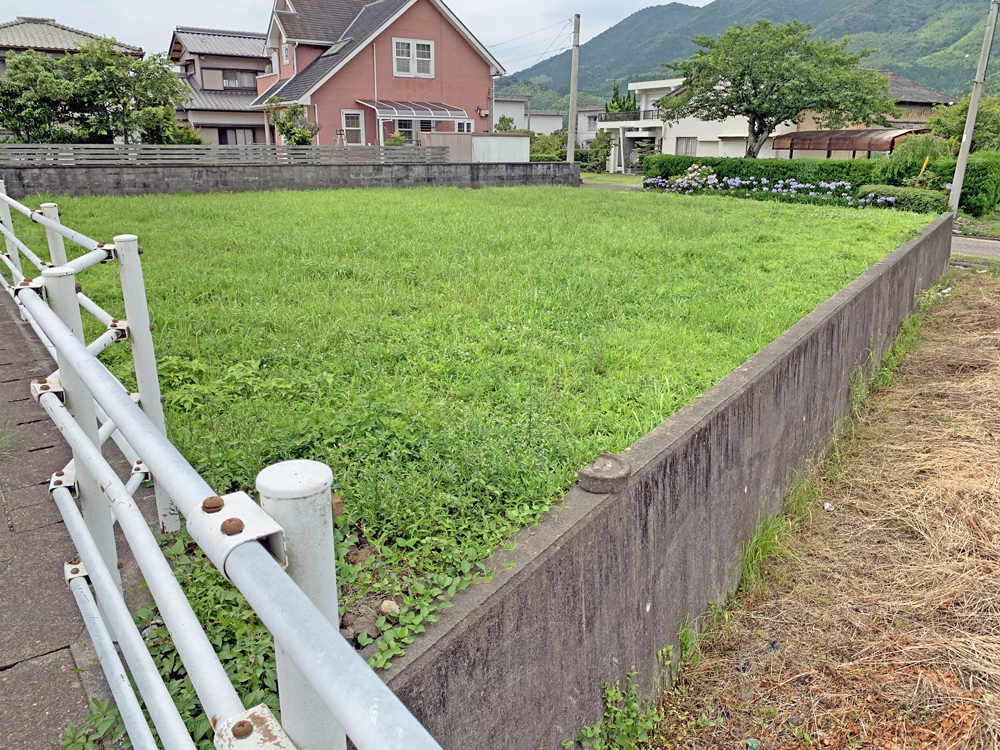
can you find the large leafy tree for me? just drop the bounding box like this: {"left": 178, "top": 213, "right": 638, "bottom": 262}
{"left": 927, "top": 94, "right": 1000, "bottom": 153}
{"left": 265, "top": 97, "right": 319, "bottom": 145}
{"left": 660, "top": 21, "right": 901, "bottom": 158}
{"left": 61, "top": 39, "right": 188, "bottom": 144}
{"left": 0, "top": 39, "right": 188, "bottom": 144}
{"left": 0, "top": 50, "right": 74, "bottom": 143}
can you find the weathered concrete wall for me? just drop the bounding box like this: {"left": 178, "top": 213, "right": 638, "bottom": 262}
{"left": 378, "top": 216, "right": 953, "bottom": 749}
{"left": 0, "top": 162, "right": 579, "bottom": 198}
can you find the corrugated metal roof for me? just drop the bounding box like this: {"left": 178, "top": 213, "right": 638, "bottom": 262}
{"left": 172, "top": 27, "right": 267, "bottom": 59}
{"left": 177, "top": 75, "right": 263, "bottom": 112}
{"left": 772, "top": 128, "right": 929, "bottom": 153}
{"left": 0, "top": 16, "right": 142, "bottom": 55}
{"left": 357, "top": 100, "right": 467, "bottom": 118}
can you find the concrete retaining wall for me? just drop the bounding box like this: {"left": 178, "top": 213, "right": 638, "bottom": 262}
{"left": 378, "top": 215, "right": 953, "bottom": 749}
{"left": 0, "top": 162, "right": 580, "bottom": 198}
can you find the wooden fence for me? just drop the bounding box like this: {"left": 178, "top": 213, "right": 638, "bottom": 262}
{"left": 0, "top": 144, "right": 452, "bottom": 167}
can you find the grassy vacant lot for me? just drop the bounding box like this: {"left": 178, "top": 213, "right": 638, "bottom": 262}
{"left": 12, "top": 187, "right": 927, "bottom": 649}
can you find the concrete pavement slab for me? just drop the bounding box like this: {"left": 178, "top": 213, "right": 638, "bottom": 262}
{"left": 0, "top": 648, "right": 91, "bottom": 750}
{"left": 0, "top": 522, "right": 85, "bottom": 669}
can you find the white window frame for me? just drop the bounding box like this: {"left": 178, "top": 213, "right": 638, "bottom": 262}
{"left": 395, "top": 119, "right": 414, "bottom": 142}
{"left": 456, "top": 121, "right": 473, "bottom": 133}
{"left": 393, "top": 38, "right": 434, "bottom": 78}
{"left": 282, "top": 44, "right": 289, "bottom": 64}
{"left": 342, "top": 110, "right": 364, "bottom": 146}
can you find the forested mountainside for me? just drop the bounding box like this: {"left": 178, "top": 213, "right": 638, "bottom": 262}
{"left": 500, "top": 0, "right": 994, "bottom": 103}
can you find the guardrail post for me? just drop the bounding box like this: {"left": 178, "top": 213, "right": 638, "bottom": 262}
{"left": 113, "top": 234, "right": 178, "bottom": 532}
{"left": 0, "top": 180, "right": 21, "bottom": 278}
{"left": 41, "top": 203, "right": 68, "bottom": 266}
{"left": 42, "top": 266, "right": 120, "bottom": 592}
{"left": 257, "top": 460, "right": 347, "bottom": 750}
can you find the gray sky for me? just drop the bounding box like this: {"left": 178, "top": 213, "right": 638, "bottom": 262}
{"left": 6, "top": 0, "right": 713, "bottom": 74}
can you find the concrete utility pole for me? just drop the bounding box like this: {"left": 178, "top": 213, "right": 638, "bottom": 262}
{"left": 566, "top": 14, "right": 581, "bottom": 164}
{"left": 950, "top": 0, "right": 1000, "bottom": 213}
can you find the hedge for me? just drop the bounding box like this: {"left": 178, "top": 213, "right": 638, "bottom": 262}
{"left": 855, "top": 185, "right": 950, "bottom": 214}
{"left": 643, "top": 152, "right": 1000, "bottom": 217}
{"left": 530, "top": 153, "right": 560, "bottom": 162}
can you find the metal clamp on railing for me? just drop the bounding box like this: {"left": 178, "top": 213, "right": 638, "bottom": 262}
{"left": 31, "top": 376, "right": 64, "bottom": 402}
{"left": 187, "top": 491, "right": 286, "bottom": 582}
{"left": 109, "top": 318, "right": 129, "bottom": 339}
{"left": 50, "top": 468, "right": 78, "bottom": 497}
{"left": 64, "top": 559, "right": 88, "bottom": 584}
{"left": 14, "top": 275, "right": 43, "bottom": 295}
{"left": 213, "top": 705, "right": 297, "bottom": 750}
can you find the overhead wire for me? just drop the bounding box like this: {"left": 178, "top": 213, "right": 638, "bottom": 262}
{"left": 486, "top": 20, "right": 573, "bottom": 49}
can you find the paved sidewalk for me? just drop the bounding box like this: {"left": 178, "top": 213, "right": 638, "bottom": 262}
{"left": 952, "top": 234, "right": 1000, "bottom": 260}
{"left": 0, "top": 290, "right": 155, "bottom": 749}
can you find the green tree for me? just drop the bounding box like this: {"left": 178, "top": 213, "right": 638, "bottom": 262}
{"left": 265, "top": 97, "right": 318, "bottom": 145}
{"left": 530, "top": 129, "right": 567, "bottom": 155}
{"left": 135, "top": 105, "right": 205, "bottom": 145}
{"left": 495, "top": 114, "right": 516, "bottom": 132}
{"left": 660, "top": 20, "right": 900, "bottom": 158}
{"left": 0, "top": 50, "right": 75, "bottom": 142}
{"left": 606, "top": 83, "right": 638, "bottom": 113}
{"left": 61, "top": 38, "right": 188, "bottom": 144}
{"left": 927, "top": 94, "right": 1000, "bottom": 153}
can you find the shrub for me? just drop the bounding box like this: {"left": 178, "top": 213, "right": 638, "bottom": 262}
{"left": 961, "top": 151, "right": 1000, "bottom": 217}
{"left": 530, "top": 153, "right": 560, "bottom": 162}
{"left": 643, "top": 154, "right": 881, "bottom": 190}
{"left": 855, "top": 185, "right": 949, "bottom": 214}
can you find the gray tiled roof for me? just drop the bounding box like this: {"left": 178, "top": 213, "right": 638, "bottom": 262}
{"left": 0, "top": 16, "right": 142, "bottom": 55}
{"left": 254, "top": 0, "right": 410, "bottom": 106}
{"left": 274, "top": 0, "right": 385, "bottom": 43}
{"left": 173, "top": 27, "right": 267, "bottom": 58}
{"left": 178, "top": 75, "right": 262, "bottom": 112}
{"left": 879, "top": 71, "right": 959, "bottom": 105}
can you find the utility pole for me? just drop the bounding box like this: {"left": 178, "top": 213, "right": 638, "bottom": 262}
{"left": 950, "top": 0, "right": 1000, "bottom": 213}
{"left": 566, "top": 14, "right": 581, "bottom": 165}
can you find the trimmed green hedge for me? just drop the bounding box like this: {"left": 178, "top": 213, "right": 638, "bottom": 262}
{"left": 642, "top": 155, "right": 882, "bottom": 187}
{"left": 856, "top": 185, "right": 950, "bottom": 214}
{"left": 530, "top": 153, "right": 560, "bottom": 162}
{"left": 643, "top": 152, "right": 1000, "bottom": 217}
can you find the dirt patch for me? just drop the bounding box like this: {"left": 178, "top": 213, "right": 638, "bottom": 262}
{"left": 655, "top": 272, "right": 1000, "bottom": 750}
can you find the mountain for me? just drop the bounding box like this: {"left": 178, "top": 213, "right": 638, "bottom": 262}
{"left": 504, "top": 0, "right": 992, "bottom": 98}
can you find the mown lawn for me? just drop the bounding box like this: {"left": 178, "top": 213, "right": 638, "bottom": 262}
{"left": 11, "top": 187, "right": 928, "bottom": 659}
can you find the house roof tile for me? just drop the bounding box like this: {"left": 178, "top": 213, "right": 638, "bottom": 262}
{"left": 879, "top": 71, "right": 959, "bottom": 105}
{"left": 0, "top": 16, "right": 142, "bottom": 56}
{"left": 177, "top": 75, "right": 262, "bottom": 112}
{"left": 172, "top": 27, "right": 267, "bottom": 59}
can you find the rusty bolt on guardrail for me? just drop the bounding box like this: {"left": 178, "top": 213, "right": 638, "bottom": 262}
{"left": 202, "top": 496, "right": 225, "bottom": 514}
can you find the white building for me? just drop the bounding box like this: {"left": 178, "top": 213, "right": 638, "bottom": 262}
{"left": 600, "top": 79, "right": 796, "bottom": 172}
{"left": 576, "top": 105, "right": 605, "bottom": 147}
{"left": 492, "top": 94, "right": 566, "bottom": 136}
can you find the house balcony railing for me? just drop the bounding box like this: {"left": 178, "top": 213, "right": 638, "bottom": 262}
{"left": 597, "top": 109, "right": 663, "bottom": 123}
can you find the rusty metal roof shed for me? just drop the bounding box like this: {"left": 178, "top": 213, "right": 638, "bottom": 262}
{"left": 772, "top": 128, "right": 928, "bottom": 153}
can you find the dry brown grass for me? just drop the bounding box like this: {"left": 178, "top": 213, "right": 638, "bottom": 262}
{"left": 655, "top": 271, "right": 1000, "bottom": 750}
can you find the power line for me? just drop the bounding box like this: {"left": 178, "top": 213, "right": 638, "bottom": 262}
{"left": 486, "top": 19, "right": 572, "bottom": 49}
{"left": 490, "top": 34, "right": 569, "bottom": 54}
{"left": 523, "top": 23, "right": 573, "bottom": 68}
{"left": 503, "top": 45, "right": 572, "bottom": 66}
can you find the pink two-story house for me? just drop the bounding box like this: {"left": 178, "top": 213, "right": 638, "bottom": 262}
{"left": 253, "top": 0, "right": 504, "bottom": 146}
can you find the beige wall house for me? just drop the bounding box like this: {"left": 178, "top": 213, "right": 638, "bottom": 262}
{"left": 169, "top": 27, "right": 270, "bottom": 145}
{"left": 0, "top": 16, "right": 142, "bottom": 73}
{"left": 601, "top": 72, "right": 959, "bottom": 171}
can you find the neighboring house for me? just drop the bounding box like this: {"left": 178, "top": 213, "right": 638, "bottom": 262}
{"left": 602, "top": 72, "right": 958, "bottom": 171}
{"left": 576, "top": 104, "right": 605, "bottom": 147}
{"left": 169, "top": 27, "right": 271, "bottom": 145}
{"left": 526, "top": 110, "right": 564, "bottom": 136}
{"left": 493, "top": 94, "right": 532, "bottom": 130}
{"left": 0, "top": 16, "right": 142, "bottom": 73}
{"left": 252, "top": 0, "right": 505, "bottom": 146}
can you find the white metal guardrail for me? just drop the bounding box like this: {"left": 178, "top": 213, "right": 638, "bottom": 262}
{"left": 0, "top": 181, "right": 444, "bottom": 750}
{"left": 0, "top": 143, "right": 452, "bottom": 167}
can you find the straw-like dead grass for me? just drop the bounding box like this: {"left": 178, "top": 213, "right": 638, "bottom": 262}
{"left": 655, "top": 271, "right": 1000, "bottom": 750}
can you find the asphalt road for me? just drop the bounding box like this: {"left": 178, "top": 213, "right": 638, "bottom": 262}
{"left": 952, "top": 234, "right": 1000, "bottom": 260}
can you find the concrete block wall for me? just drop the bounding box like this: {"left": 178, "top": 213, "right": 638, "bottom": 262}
{"left": 375, "top": 215, "right": 952, "bottom": 749}
{"left": 0, "top": 162, "right": 580, "bottom": 198}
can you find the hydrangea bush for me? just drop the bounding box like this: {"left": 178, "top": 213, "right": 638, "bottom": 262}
{"left": 643, "top": 164, "right": 898, "bottom": 210}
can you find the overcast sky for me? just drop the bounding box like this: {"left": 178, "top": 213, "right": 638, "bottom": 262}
{"left": 9, "top": 0, "right": 713, "bottom": 73}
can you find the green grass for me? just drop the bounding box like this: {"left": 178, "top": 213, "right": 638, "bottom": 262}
{"left": 8, "top": 187, "right": 927, "bottom": 664}
{"left": 581, "top": 172, "right": 643, "bottom": 187}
